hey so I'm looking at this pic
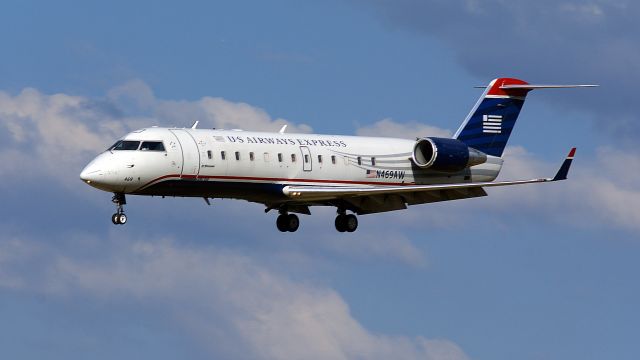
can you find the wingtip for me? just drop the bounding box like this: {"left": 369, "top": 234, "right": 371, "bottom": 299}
{"left": 552, "top": 147, "right": 576, "bottom": 181}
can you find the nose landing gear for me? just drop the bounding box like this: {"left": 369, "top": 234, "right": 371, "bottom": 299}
{"left": 111, "top": 193, "right": 127, "bottom": 225}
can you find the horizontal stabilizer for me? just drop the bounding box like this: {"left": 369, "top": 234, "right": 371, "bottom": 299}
{"left": 501, "top": 84, "right": 598, "bottom": 90}
{"left": 474, "top": 84, "right": 598, "bottom": 90}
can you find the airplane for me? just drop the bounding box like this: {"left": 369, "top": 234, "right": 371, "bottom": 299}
{"left": 80, "top": 77, "right": 594, "bottom": 232}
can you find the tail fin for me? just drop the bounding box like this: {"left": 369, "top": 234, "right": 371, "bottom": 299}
{"left": 454, "top": 78, "right": 597, "bottom": 157}
{"left": 454, "top": 78, "right": 530, "bottom": 157}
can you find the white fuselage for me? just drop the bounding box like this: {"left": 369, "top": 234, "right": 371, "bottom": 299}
{"left": 80, "top": 127, "right": 503, "bottom": 204}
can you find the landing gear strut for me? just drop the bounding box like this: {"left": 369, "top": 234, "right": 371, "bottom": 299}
{"left": 276, "top": 210, "right": 299, "bottom": 232}
{"left": 111, "top": 193, "right": 127, "bottom": 225}
{"left": 335, "top": 209, "right": 358, "bottom": 232}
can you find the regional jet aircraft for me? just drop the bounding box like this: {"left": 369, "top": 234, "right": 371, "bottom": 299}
{"left": 80, "top": 78, "right": 593, "bottom": 232}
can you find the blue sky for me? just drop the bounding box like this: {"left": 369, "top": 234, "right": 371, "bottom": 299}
{"left": 1, "top": 1, "right": 639, "bottom": 359}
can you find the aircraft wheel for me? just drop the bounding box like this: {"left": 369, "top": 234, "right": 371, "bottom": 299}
{"left": 112, "top": 213, "right": 119, "bottom": 225}
{"left": 335, "top": 215, "right": 347, "bottom": 232}
{"left": 344, "top": 214, "right": 358, "bottom": 232}
{"left": 276, "top": 214, "right": 288, "bottom": 232}
{"left": 286, "top": 214, "right": 300, "bottom": 232}
{"left": 117, "top": 213, "right": 127, "bottom": 225}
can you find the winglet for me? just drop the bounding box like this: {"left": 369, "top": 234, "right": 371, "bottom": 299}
{"left": 191, "top": 121, "right": 199, "bottom": 129}
{"left": 552, "top": 148, "right": 576, "bottom": 181}
{"left": 279, "top": 124, "right": 287, "bottom": 134}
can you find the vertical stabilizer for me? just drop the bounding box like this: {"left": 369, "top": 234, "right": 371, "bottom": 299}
{"left": 454, "top": 78, "right": 531, "bottom": 157}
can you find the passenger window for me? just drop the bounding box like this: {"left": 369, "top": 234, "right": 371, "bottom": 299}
{"left": 235, "top": 151, "right": 240, "bottom": 160}
{"left": 264, "top": 152, "right": 270, "bottom": 162}
{"left": 140, "top": 141, "right": 165, "bottom": 151}
{"left": 304, "top": 154, "right": 309, "bottom": 163}
{"left": 357, "top": 156, "right": 362, "bottom": 165}
{"left": 111, "top": 140, "right": 140, "bottom": 151}
{"left": 221, "top": 151, "right": 226, "bottom": 160}
{"left": 331, "top": 155, "right": 336, "bottom": 164}
{"left": 318, "top": 155, "right": 323, "bottom": 163}
{"left": 249, "top": 152, "right": 255, "bottom": 161}
{"left": 291, "top": 154, "right": 296, "bottom": 162}
{"left": 207, "top": 150, "right": 212, "bottom": 160}
{"left": 371, "top": 157, "right": 376, "bottom": 166}
{"left": 278, "top": 153, "right": 283, "bottom": 162}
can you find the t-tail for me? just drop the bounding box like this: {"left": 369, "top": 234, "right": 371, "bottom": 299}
{"left": 454, "top": 77, "right": 596, "bottom": 157}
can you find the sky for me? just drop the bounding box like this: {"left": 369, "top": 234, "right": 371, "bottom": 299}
{"left": 0, "top": 0, "right": 639, "bottom": 359}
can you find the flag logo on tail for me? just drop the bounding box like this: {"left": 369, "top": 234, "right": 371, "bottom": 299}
{"left": 483, "top": 115, "right": 502, "bottom": 134}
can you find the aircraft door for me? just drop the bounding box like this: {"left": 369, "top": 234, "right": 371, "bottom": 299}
{"left": 300, "top": 146, "right": 312, "bottom": 172}
{"left": 169, "top": 129, "right": 201, "bottom": 178}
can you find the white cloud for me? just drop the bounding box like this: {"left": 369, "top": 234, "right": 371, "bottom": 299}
{"left": 485, "top": 146, "right": 640, "bottom": 232}
{"left": 353, "top": 0, "right": 640, "bottom": 139}
{"left": 1, "top": 236, "right": 466, "bottom": 360}
{"left": 0, "top": 88, "right": 118, "bottom": 185}
{"left": 0, "top": 81, "right": 312, "bottom": 188}
{"left": 0, "top": 238, "right": 42, "bottom": 289}
{"left": 356, "top": 118, "right": 451, "bottom": 139}
{"left": 346, "top": 144, "right": 640, "bottom": 235}
{"left": 350, "top": 116, "right": 640, "bottom": 235}
{"left": 107, "top": 78, "right": 156, "bottom": 110}
{"left": 0, "top": 82, "right": 431, "bottom": 267}
{"left": 314, "top": 229, "right": 427, "bottom": 268}
{"left": 560, "top": 3, "right": 604, "bottom": 19}
{"left": 2, "top": 82, "right": 638, "bottom": 235}
{"left": 106, "top": 79, "right": 314, "bottom": 134}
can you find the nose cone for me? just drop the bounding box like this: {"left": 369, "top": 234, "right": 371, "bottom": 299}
{"left": 80, "top": 164, "right": 100, "bottom": 183}
{"left": 80, "top": 160, "right": 102, "bottom": 185}
{"left": 80, "top": 153, "right": 118, "bottom": 192}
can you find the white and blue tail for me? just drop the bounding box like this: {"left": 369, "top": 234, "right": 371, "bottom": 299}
{"left": 454, "top": 77, "right": 596, "bottom": 157}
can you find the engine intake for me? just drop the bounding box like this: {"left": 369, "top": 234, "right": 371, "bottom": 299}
{"left": 412, "top": 137, "right": 487, "bottom": 173}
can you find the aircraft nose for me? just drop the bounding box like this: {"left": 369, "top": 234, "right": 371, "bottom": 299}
{"left": 79, "top": 154, "right": 123, "bottom": 192}
{"left": 80, "top": 163, "right": 101, "bottom": 184}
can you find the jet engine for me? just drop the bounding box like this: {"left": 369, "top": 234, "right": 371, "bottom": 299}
{"left": 412, "top": 137, "right": 487, "bottom": 172}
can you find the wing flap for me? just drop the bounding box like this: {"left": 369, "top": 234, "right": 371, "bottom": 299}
{"left": 283, "top": 178, "right": 547, "bottom": 201}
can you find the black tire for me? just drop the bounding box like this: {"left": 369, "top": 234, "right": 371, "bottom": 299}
{"left": 286, "top": 214, "right": 300, "bottom": 232}
{"left": 112, "top": 213, "right": 119, "bottom": 225}
{"left": 276, "top": 214, "right": 288, "bottom": 232}
{"left": 345, "top": 214, "right": 358, "bottom": 232}
{"left": 335, "top": 215, "right": 347, "bottom": 232}
{"left": 118, "top": 213, "right": 127, "bottom": 225}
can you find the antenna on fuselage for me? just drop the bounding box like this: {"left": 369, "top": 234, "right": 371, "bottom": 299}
{"left": 279, "top": 124, "right": 287, "bottom": 134}
{"left": 191, "top": 121, "right": 199, "bottom": 129}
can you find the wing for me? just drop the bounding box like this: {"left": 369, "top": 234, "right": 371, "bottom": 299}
{"left": 281, "top": 148, "right": 575, "bottom": 214}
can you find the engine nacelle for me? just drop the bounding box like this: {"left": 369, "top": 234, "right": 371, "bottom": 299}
{"left": 412, "top": 137, "right": 487, "bottom": 173}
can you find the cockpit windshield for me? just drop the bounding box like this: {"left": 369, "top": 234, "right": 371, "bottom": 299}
{"left": 107, "top": 140, "right": 166, "bottom": 152}
{"left": 109, "top": 140, "right": 140, "bottom": 151}
{"left": 140, "top": 141, "right": 165, "bottom": 151}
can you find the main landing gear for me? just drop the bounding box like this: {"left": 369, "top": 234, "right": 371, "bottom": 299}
{"left": 111, "top": 193, "right": 127, "bottom": 225}
{"left": 273, "top": 208, "right": 359, "bottom": 233}
{"left": 276, "top": 211, "right": 300, "bottom": 232}
{"left": 335, "top": 209, "right": 358, "bottom": 233}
